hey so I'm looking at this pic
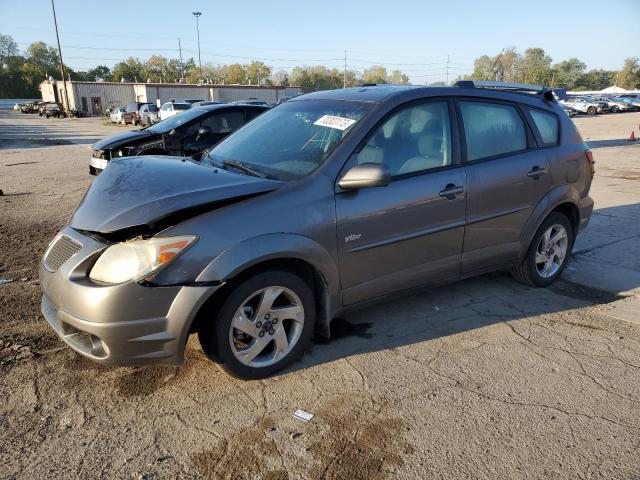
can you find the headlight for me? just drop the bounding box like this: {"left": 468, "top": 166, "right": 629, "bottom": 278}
{"left": 89, "top": 235, "right": 197, "bottom": 284}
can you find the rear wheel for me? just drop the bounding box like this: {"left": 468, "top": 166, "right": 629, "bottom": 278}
{"left": 198, "top": 270, "right": 316, "bottom": 379}
{"left": 511, "top": 213, "right": 574, "bottom": 287}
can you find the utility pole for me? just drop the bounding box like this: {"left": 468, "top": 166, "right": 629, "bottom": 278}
{"left": 192, "top": 11, "right": 203, "bottom": 82}
{"left": 178, "top": 38, "right": 184, "bottom": 82}
{"left": 343, "top": 50, "right": 347, "bottom": 88}
{"left": 51, "top": 0, "right": 70, "bottom": 113}
{"left": 446, "top": 54, "right": 450, "bottom": 86}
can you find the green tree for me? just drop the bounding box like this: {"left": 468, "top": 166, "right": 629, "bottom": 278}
{"left": 110, "top": 57, "right": 145, "bottom": 82}
{"left": 0, "top": 33, "right": 18, "bottom": 68}
{"left": 468, "top": 54, "right": 495, "bottom": 80}
{"left": 520, "top": 48, "right": 553, "bottom": 85}
{"left": 271, "top": 69, "right": 290, "bottom": 86}
{"left": 551, "top": 58, "right": 587, "bottom": 89}
{"left": 362, "top": 65, "right": 388, "bottom": 84}
{"left": 617, "top": 57, "right": 640, "bottom": 89}
{"left": 246, "top": 61, "right": 271, "bottom": 85}
{"left": 575, "top": 69, "right": 618, "bottom": 91}
{"left": 388, "top": 69, "right": 409, "bottom": 84}
{"left": 223, "top": 63, "right": 247, "bottom": 84}
{"left": 20, "top": 41, "right": 70, "bottom": 94}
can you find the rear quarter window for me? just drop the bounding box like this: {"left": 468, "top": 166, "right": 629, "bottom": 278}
{"left": 528, "top": 108, "right": 559, "bottom": 146}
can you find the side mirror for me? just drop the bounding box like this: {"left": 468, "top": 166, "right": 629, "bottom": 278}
{"left": 197, "top": 126, "right": 211, "bottom": 138}
{"left": 338, "top": 163, "right": 390, "bottom": 190}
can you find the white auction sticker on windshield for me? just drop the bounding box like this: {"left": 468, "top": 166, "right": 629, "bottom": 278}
{"left": 313, "top": 115, "right": 357, "bottom": 130}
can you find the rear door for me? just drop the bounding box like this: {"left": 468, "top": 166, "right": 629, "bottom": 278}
{"left": 457, "top": 98, "right": 551, "bottom": 273}
{"left": 335, "top": 99, "right": 466, "bottom": 305}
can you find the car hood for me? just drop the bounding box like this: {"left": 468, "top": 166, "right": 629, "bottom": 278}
{"left": 92, "top": 129, "right": 154, "bottom": 150}
{"left": 70, "top": 156, "right": 283, "bottom": 234}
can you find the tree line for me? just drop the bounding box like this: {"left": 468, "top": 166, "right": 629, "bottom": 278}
{"left": 1, "top": 34, "right": 638, "bottom": 98}
{"left": 464, "top": 47, "right": 640, "bottom": 91}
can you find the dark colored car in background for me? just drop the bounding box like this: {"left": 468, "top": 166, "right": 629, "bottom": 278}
{"left": 46, "top": 82, "right": 593, "bottom": 379}
{"left": 89, "top": 103, "right": 268, "bottom": 174}
{"left": 122, "top": 102, "right": 153, "bottom": 125}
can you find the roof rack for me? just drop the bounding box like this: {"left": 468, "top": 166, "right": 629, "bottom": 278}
{"left": 454, "top": 80, "right": 555, "bottom": 102}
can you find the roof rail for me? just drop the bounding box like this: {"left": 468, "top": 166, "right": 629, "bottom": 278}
{"left": 454, "top": 80, "right": 556, "bottom": 102}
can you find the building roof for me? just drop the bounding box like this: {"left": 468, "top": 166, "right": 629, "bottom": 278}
{"left": 39, "top": 79, "right": 299, "bottom": 89}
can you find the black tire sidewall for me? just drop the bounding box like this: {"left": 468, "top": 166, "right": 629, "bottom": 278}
{"left": 525, "top": 213, "right": 574, "bottom": 287}
{"left": 199, "top": 270, "right": 316, "bottom": 379}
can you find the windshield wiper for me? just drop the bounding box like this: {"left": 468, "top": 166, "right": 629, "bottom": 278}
{"left": 221, "top": 159, "right": 267, "bottom": 178}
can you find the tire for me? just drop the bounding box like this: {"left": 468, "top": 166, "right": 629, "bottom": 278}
{"left": 511, "top": 212, "right": 574, "bottom": 287}
{"left": 587, "top": 106, "right": 596, "bottom": 115}
{"left": 198, "top": 270, "right": 316, "bottom": 379}
{"left": 611, "top": 106, "right": 619, "bottom": 113}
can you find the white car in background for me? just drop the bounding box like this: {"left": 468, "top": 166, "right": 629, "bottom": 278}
{"left": 560, "top": 97, "right": 601, "bottom": 116}
{"left": 109, "top": 107, "right": 126, "bottom": 123}
{"left": 159, "top": 101, "right": 191, "bottom": 121}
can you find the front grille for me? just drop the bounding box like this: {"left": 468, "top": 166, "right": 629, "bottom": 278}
{"left": 44, "top": 235, "right": 82, "bottom": 272}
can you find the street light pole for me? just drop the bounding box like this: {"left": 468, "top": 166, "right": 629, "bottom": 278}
{"left": 51, "top": 0, "right": 70, "bottom": 113}
{"left": 192, "top": 11, "right": 202, "bottom": 82}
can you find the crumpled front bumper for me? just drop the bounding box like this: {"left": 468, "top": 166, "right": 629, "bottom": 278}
{"left": 39, "top": 226, "right": 218, "bottom": 366}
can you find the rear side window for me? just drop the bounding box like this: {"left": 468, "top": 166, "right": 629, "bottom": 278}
{"left": 459, "top": 101, "right": 527, "bottom": 161}
{"left": 528, "top": 108, "right": 559, "bottom": 146}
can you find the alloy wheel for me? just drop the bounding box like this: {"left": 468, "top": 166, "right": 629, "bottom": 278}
{"left": 229, "top": 286, "right": 305, "bottom": 368}
{"left": 535, "top": 224, "right": 569, "bottom": 278}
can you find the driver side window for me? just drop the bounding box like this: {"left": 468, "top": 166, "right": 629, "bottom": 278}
{"left": 357, "top": 101, "right": 451, "bottom": 176}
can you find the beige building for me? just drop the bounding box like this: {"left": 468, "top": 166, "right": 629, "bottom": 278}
{"left": 40, "top": 80, "right": 302, "bottom": 115}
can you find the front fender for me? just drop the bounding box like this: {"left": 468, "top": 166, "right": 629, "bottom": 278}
{"left": 196, "top": 233, "right": 341, "bottom": 332}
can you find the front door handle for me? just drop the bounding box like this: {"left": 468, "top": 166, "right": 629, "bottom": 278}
{"left": 527, "top": 166, "right": 547, "bottom": 178}
{"left": 438, "top": 183, "right": 464, "bottom": 199}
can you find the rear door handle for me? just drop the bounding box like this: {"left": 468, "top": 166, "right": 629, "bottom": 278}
{"left": 527, "top": 166, "right": 547, "bottom": 178}
{"left": 438, "top": 184, "right": 464, "bottom": 199}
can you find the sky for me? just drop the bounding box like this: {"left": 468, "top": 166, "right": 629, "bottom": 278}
{"left": 0, "top": 0, "right": 638, "bottom": 84}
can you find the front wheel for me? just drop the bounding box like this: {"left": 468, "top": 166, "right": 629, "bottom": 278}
{"left": 511, "top": 213, "right": 574, "bottom": 287}
{"left": 587, "top": 106, "right": 597, "bottom": 115}
{"left": 611, "top": 106, "right": 619, "bottom": 113}
{"left": 198, "top": 270, "right": 316, "bottom": 379}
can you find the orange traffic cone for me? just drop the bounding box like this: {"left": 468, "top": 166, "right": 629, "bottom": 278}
{"left": 629, "top": 131, "right": 637, "bottom": 142}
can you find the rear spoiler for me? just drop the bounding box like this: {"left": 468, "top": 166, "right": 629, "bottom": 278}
{"left": 454, "top": 80, "right": 556, "bottom": 102}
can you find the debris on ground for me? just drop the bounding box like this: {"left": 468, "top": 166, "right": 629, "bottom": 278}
{"left": 292, "top": 409, "right": 314, "bottom": 422}
{"left": 0, "top": 278, "right": 15, "bottom": 286}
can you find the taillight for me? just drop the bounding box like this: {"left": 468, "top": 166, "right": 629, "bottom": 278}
{"left": 585, "top": 149, "right": 595, "bottom": 179}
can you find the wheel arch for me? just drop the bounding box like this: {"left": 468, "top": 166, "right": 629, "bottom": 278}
{"left": 192, "top": 234, "right": 341, "bottom": 339}
{"left": 519, "top": 187, "right": 581, "bottom": 258}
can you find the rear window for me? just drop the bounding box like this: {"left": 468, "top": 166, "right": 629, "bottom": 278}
{"left": 459, "top": 101, "right": 527, "bottom": 161}
{"left": 174, "top": 103, "right": 191, "bottom": 111}
{"left": 126, "top": 103, "right": 138, "bottom": 112}
{"left": 528, "top": 108, "right": 559, "bottom": 146}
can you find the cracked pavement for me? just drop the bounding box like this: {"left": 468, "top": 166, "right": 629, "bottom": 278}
{"left": 1, "top": 110, "right": 640, "bottom": 479}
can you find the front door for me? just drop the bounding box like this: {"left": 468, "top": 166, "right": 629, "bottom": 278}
{"left": 335, "top": 99, "right": 466, "bottom": 306}
{"left": 91, "top": 97, "right": 102, "bottom": 115}
{"left": 456, "top": 99, "right": 552, "bottom": 273}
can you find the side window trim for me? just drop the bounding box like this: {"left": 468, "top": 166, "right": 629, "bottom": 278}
{"left": 453, "top": 96, "right": 538, "bottom": 165}
{"left": 339, "top": 96, "right": 462, "bottom": 184}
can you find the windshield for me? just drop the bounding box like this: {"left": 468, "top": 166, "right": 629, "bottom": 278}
{"left": 207, "top": 100, "right": 370, "bottom": 181}
{"left": 145, "top": 107, "right": 206, "bottom": 133}
{"left": 174, "top": 103, "right": 191, "bottom": 111}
